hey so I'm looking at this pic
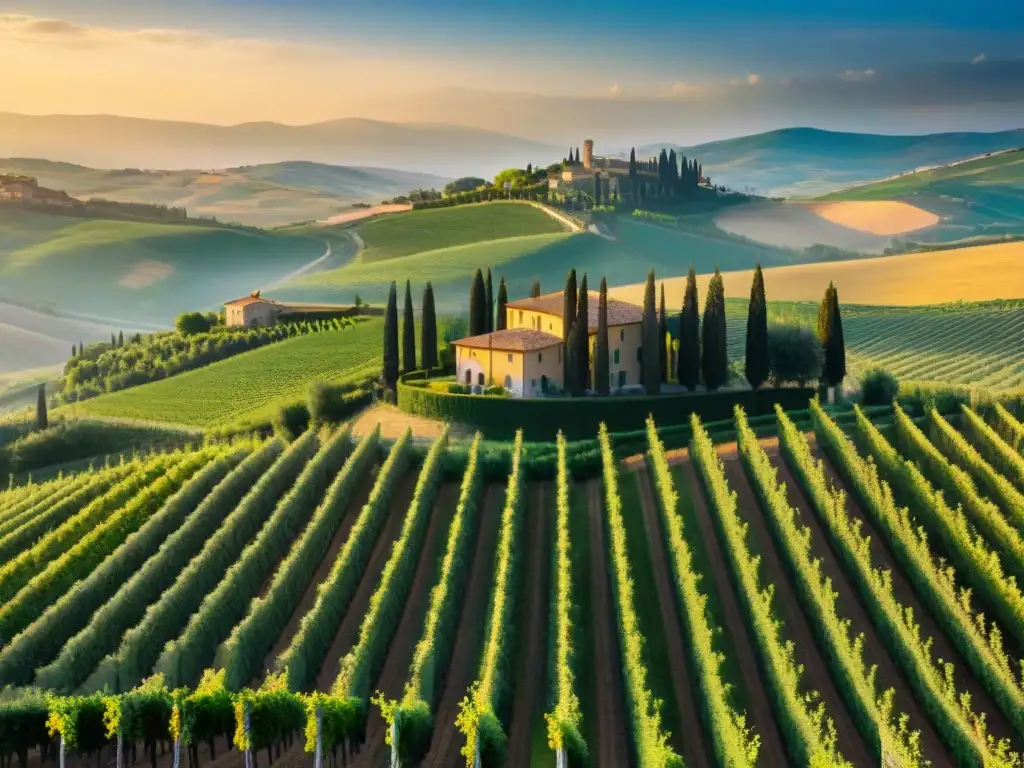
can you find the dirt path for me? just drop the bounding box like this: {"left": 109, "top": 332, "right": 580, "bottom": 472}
{"left": 631, "top": 466, "right": 712, "bottom": 768}
{"left": 584, "top": 478, "right": 631, "bottom": 768}
{"left": 353, "top": 482, "right": 459, "bottom": 766}
{"left": 505, "top": 482, "right": 553, "bottom": 768}
{"left": 723, "top": 458, "right": 875, "bottom": 767}
{"left": 680, "top": 460, "right": 789, "bottom": 765}
{"left": 767, "top": 449, "right": 948, "bottom": 765}
{"left": 315, "top": 471, "right": 419, "bottom": 692}
{"left": 263, "top": 470, "right": 379, "bottom": 672}
{"left": 813, "top": 446, "right": 1023, "bottom": 753}
{"left": 421, "top": 484, "right": 504, "bottom": 768}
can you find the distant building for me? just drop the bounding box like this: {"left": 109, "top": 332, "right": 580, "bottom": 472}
{"left": 453, "top": 290, "right": 643, "bottom": 396}
{"left": 224, "top": 292, "right": 283, "bottom": 328}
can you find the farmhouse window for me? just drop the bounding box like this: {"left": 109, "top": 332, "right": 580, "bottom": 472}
{"left": 620, "top": 329, "right": 625, "bottom": 342}
{"left": 507, "top": 353, "right": 513, "bottom": 363}
{"left": 518, "top": 311, "right": 523, "bottom": 324}
{"left": 538, "top": 352, "right": 543, "bottom": 362}
{"left": 637, "top": 347, "right": 642, "bottom": 361}
{"left": 614, "top": 349, "right": 620, "bottom": 364}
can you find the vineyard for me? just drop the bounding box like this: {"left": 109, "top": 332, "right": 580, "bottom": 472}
{"left": 2, "top": 399, "right": 1024, "bottom": 767}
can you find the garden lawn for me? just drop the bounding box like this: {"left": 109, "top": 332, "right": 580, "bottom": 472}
{"left": 76, "top": 319, "right": 384, "bottom": 427}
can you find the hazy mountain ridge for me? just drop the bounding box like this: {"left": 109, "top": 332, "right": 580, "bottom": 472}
{"left": 0, "top": 113, "right": 558, "bottom": 179}
{"left": 634, "top": 127, "right": 1024, "bottom": 197}
{"left": 0, "top": 157, "right": 451, "bottom": 226}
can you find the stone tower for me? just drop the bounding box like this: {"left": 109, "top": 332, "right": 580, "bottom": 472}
{"left": 583, "top": 139, "right": 594, "bottom": 169}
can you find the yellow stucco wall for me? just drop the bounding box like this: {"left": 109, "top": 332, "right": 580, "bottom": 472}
{"left": 598, "top": 321, "right": 643, "bottom": 389}
{"left": 507, "top": 308, "right": 564, "bottom": 339}
{"left": 227, "top": 302, "right": 279, "bottom": 328}
{"left": 522, "top": 345, "right": 564, "bottom": 395}
{"left": 456, "top": 342, "right": 564, "bottom": 396}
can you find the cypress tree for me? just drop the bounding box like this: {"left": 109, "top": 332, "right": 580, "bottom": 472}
{"left": 469, "top": 269, "right": 486, "bottom": 336}
{"left": 483, "top": 268, "right": 491, "bottom": 331}
{"left": 744, "top": 264, "right": 769, "bottom": 389}
{"left": 79, "top": 341, "right": 84, "bottom": 357}
{"left": 565, "top": 320, "right": 580, "bottom": 396}
{"left": 402, "top": 280, "right": 416, "bottom": 374}
{"left": 576, "top": 274, "right": 589, "bottom": 392}
{"left": 563, "top": 269, "right": 577, "bottom": 342}
{"left": 71, "top": 344, "right": 77, "bottom": 358}
{"left": 35, "top": 384, "right": 47, "bottom": 431}
{"left": 819, "top": 282, "right": 847, "bottom": 389}
{"left": 596, "top": 277, "right": 610, "bottom": 394}
{"left": 118, "top": 330, "right": 124, "bottom": 348}
{"left": 383, "top": 281, "right": 399, "bottom": 387}
{"left": 658, "top": 282, "right": 668, "bottom": 382}
{"left": 530, "top": 279, "right": 542, "bottom": 298}
{"left": 495, "top": 278, "right": 508, "bottom": 331}
{"left": 629, "top": 148, "right": 637, "bottom": 177}
{"left": 110, "top": 333, "right": 116, "bottom": 348}
{"left": 526, "top": 163, "right": 532, "bottom": 175}
{"left": 702, "top": 268, "right": 728, "bottom": 391}
{"left": 641, "top": 270, "right": 660, "bottom": 394}
{"left": 421, "top": 282, "right": 438, "bottom": 370}
{"left": 594, "top": 173, "right": 602, "bottom": 206}
{"left": 678, "top": 266, "right": 700, "bottom": 391}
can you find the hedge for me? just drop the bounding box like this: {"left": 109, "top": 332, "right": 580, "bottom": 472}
{"left": 398, "top": 372, "right": 814, "bottom": 440}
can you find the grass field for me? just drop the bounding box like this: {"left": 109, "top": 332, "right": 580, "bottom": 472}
{"left": 3, "top": 403, "right": 1024, "bottom": 767}
{"left": 0, "top": 208, "right": 326, "bottom": 326}
{"left": 354, "top": 202, "right": 567, "bottom": 263}
{"left": 281, "top": 207, "right": 796, "bottom": 313}
{"left": 613, "top": 240, "right": 1024, "bottom": 309}
{"left": 74, "top": 319, "right": 384, "bottom": 427}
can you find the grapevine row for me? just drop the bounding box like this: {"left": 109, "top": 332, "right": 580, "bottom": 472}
{"left": 0, "top": 445, "right": 249, "bottom": 687}
{"left": 0, "top": 472, "right": 83, "bottom": 526}
{"left": 455, "top": 430, "right": 524, "bottom": 767}
{"left": 111, "top": 431, "right": 318, "bottom": 692}
{"left": 0, "top": 469, "right": 124, "bottom": 557}
{"left": 274, "top": 428, "right": 413, "bottom": 693}
{"left": 0, "top": 453, "right": 180, "bottom": 604}
{"left": 747, "top": 408, "right": 928, "bottom": 765}
{"left": 928, "top": 409, "right": 1024, "bottom": 532}
{"left": 646, "top": 417, "right": 758, "bottom": 768}
{"left": 597, "top": 423, "right": 681, "bottom": 768}
{"left": 849, "top": 405, "right": 1024, "bottom": 736}
{"left": 219, "top": 425, "right": 379, "bottom": 691}
{"left": 156, "top": 427, "right": 354, "bottom": 688}
{"left": 335, "top": 427, "right": 448, "bottom": 746}
{"left": 542, "top": 432, "right": 587, "bottom": 764}
{"left": 959, "top": 406, "right": 1024, "bottom": 492}
{"left": 893, "top": 404, "right": 1024, "bottom": 587}
{"left": 380, "top": 433, "right": 483, "bottom": 764}
{"left": 33, "top": 440, "right": 284, "bottom": 693}
{"left": 691, "top": 412, "right": 851, "bottom": 768}
{"left": 0, "top": 449, "right": 221, "bottom": 643}
{"left": 806, "top": 398, "right": 1020, "bottom": 765}
{"left": 993, "top": 404, "right": 1024, "bottom": 452}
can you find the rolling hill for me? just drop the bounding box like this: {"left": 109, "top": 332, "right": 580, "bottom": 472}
{"left": 0, "top": 113, "right": 558, "bottom": 179}
{"left": 276, "top": 204, "right": 796, "bottom": 313}
{"left": 635, "top": 127, "right": 1024, "bottom": 198}
{"left": 0, "top": 158, "right": 449, "bottom": 227}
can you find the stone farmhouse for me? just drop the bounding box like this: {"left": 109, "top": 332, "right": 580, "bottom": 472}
{"left": 453, "top": 290, "right": 644, "bottom": 397}
{"left": 224, "top": 291, "right": 362, "bottom": 328}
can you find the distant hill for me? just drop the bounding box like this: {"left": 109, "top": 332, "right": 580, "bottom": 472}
{"left": 0, "top": 158, "right": 450, "bottom": 227}
{"left": 816, "top": 148, "right": 1024, "bottom": 244}
{"left": 634, "top": 127, "right": 1024, "bottom": 197}
{"left": 0, "top": 113, "right": 558, "bottom": 180}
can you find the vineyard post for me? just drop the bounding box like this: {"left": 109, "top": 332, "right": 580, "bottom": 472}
{"left": 58, "top": 736, "right": 65, "bottom": 768}
{"left": 243, "top": 704, "right": 252, "bottom": 768}
{"left": 116, "top": 728, "right": 124, "bottom": 768}
{"left": 390, "top": 719, "right": 399, "bottom": 768}
{"left": 473, "top": 737, "right": 481, "bottom": 768}
{"left": 172, "top": 733, "right": 181, "bottom": 768}
{"left": 556, "top": 748, "right": 567, "bottom": 768}
{"left": 313, "top": 706, "right": 323, "bottom": 768}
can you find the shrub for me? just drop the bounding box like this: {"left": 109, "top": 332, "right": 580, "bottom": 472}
{"left": 308, "top": 383, "right": 372, "bottom": 425}
{"left": 860, "top": 369, "right": 899, "bottom": 405}
{"left": 176, "top": 312, "right": 214, "bottom": 337}
{"left": 767, "top": 325, "right": 821, "bottom": 387}
{"left": 273, "top": 403, "right": 310, "bottom": 442}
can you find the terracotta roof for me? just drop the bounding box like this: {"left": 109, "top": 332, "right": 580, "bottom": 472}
{"left": 454, "top": 329, "right": 562, "bottom": 352}
{"left": 225, "top": 296, "right": 277, "bottom": 308}
{"left": 505, "top": 291, "right": 642, "bottom": 328}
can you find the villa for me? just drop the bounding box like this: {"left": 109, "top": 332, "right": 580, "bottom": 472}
{"left": 454, "top": 291, "right": 644, "bottom": 397}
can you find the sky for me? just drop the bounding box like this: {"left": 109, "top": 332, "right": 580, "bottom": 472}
{"left": 1, "top": 0, "right": 1022, "bottom": 144}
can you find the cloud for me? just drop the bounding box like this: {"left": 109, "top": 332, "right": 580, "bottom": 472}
{"left": 839, "top": 68, "right": 876, "bottom": 82}
{"left": 671, "top": 81, "right": 700, "bottom": 96}
{"left": 608, "top": 84, "right": 621, "bottom": 97}
{"left": 747, "top": 73, "right": 761, "bottom": 85}
{"left": 0, "top": 13, "right": 210, "bottom": 49}
{"left": 973, "top": 53, "right": 987, "bottom": 64}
